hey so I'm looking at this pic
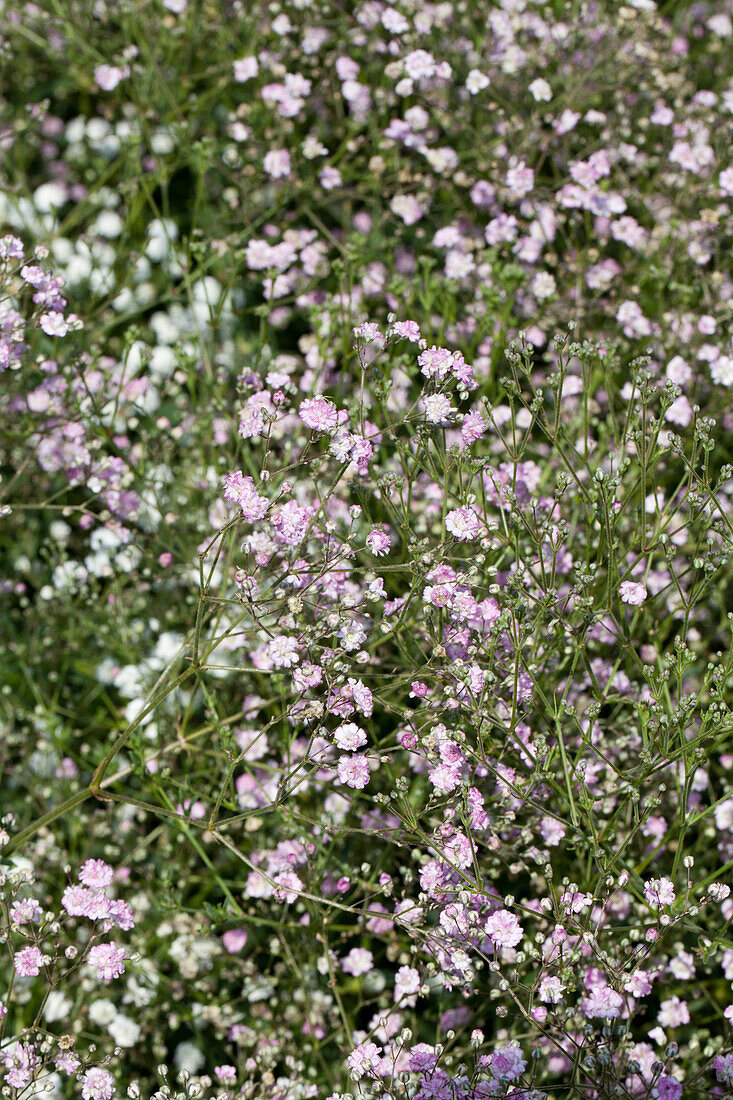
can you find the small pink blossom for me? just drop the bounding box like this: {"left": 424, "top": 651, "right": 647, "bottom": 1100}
{"left": 366, "top": 528, "right": 391, "bottom": 556}
{"left": 79, "top": 859, "right": 114, "bottom": 889}
{"left": 14, "top": 945, "right": 48, "bottom": 977}
{"left": 619, "top": 580, "right": 647, "bottom": 605}
{"left": 94, "top": 64, "right": 130, "bottom": 91}
{"left": 87, "top": 941, "right": 127, "bottom": 980}
{"left": 40, "top": 312, "right": 69, "bottom": 337}
{"left": 81, "top": 1068, "right": 115, "bottom": 1100}
{"left": 341, "top": 947, "right": 374, "bottom": 976}
{"left": 299, "top": 396, "right": 339, "bottom": 431}
{"left": 337, "top": 754, "right": 370, "bottom": 789}
{"left": 445, "top": 507, "right": 481, "bottom": 541}
{"left": 644, "top": 877, "right": 676, "bottom": 908}
{"left": 334, "top": 723, "right": 367, "bottom": 750}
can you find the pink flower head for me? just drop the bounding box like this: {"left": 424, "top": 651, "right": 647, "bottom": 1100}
{"left": 222, "top": 928, "right": 248, "bottom": 954}
{"left": 79, "top": 859, "right": 114, "bottom": 889}
{"left": 393, "top": 319, "right": 421, "bottom": 342}
{"left": 334, "top": 722, "right": 367, "bottom": 750}
{"left": 484, "top": 909, "right": 523, "bottom": 949}
{"left": 644, "top": 877, "right": 676, "bottom": 908}
{"left": 619, "top": 580, "right": 647, "bottom": 605}
{"left": 94, "top": 64, "right": 130, "bottom": 91}
{"left": 62, "top": 884, "right": 111, "bottom": 920}
{"left": 233, "top": 56, "right": 258, "bottom": 82}
{"left": 422, "top": 394, "right": 455, "bottom": 424}
{"left": 40, "top": 312, "right": 69, "bottom": 337}
{"left": 222, "top": 471, "right": 269, "bottom": 521}
{"left": 10, "top": 897, "right": 42, "bottom": 924}
{"left": 263, "top": 149, "right": 291, "bottom": 179}
{"left": 366, "top": 528, "right": 391, "bottom": 556}
{"left": 299, "top": 396, "right": 339, "bottom": 431}
{"left": 445, "top": 507, "right": 482, "bottom": 541}
{"left": 87, "top": 941, "right": 127, "bottom": 980}
{"left": 337, "top": 754, "right": 370, "bottom": 789}
{"left": 81, "top": 1067, "right": 115, "bottom": 1100}
{"left": 341, "top": 947, "right": 374, "bottom": 976}
{"left": 14, "top": 945, "right": 48, "bottom": 977}
{"left": 581, "top": 986, "right": 624, "bottom": 1018}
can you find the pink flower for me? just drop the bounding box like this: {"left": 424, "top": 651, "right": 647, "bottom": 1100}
{"left": 422, "top": 394, "right": 455, "bottom": 424}
{"left": 334, "top": 723, "right": 367, "bottom": 750}
{"left": 267, "top": 635, "right": 300, "bottom": 668}
{"left": 10, "top": 897, "right": 41, "bottom": 924}
{"left": 81, "top": 1068, "right": 115, "bottom": 1100}
{"left": 445, "top": 507, "right": 481, "bottom": 541}
{"left": 657, "top": 995, "right": 690, "bottom": 1028}
{"left": 14, "top": 945, "right": 48, "bottom": 977}
{"left": 619, "top": 580, "right": 647, "bottom": 605}
{"left": 337, "top": 754, "right": 370, "bottom": 789}
{"left": 62, "top": 885, "right": 112, "bottom": 920}
{"left": 79, "top": 859, "right": 114, "bottom": 889}
{"left": 366, "top": 528, "right": 391, "bottom": 556}
{"left": 263, "top": 149, "right": 291, "bottom": 179}
{"left": 581, "top": 986, "right": 624, "bottom": 1018}
{"left": 484, "top": 909, "right": 523, "bottom": 949}
{"left": 40, "top": 312, "right": 69, "bottom": 337}
{"left": 488, "top": 1046, "right": 527, "bottom": 1081}
{"left": 222, "top": 928, "right": 248, "bottom": 954}
{"left": 644, "top": 877, "right": 676, "bottom": 908}
{"left": 341, "top": 947, "right": 374, "bottom": 976}
{"left": 299, "top": 396, "right": 339, "bottom": 431}
{"left": 222, "top": 471, "right": 269, "bottom": 522}
{"left": 233, "top": 56, "right": 258, "bottom": 82}
{"left": 347, "top": 1041, "right": 383, "bottom": 1079}
{"left": 87, "top": 942, "right": 127, "bottom": 980}
{"left": 94, "top": 64, "right": 130, "bottom": 91}
{"left": 393, "top": 319, "right": 421, "bottom": 342}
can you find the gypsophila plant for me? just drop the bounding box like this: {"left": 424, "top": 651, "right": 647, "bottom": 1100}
{"left": 2, "top": 0, "right": 733, "bottom": 1097}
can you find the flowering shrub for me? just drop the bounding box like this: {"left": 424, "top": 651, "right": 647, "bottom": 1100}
{"left": 2, "top": 0, "right": 733, "bottom": 1098}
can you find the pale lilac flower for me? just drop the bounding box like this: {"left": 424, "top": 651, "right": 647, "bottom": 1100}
{"left": 222, "top": 928, "right": 248, "bottom": 953}
{"left": 299, "top": 396, "right": 339, "bottom": 431}
{"left": 334, "top": 723, "right": 367, "bottom": 751}
{"left": 263, "top": 149, "right": 291, "bottom": 179}
{"left": 94, "top": 64, "right": 130, "bottom": 91}
{"left": 347, "top": 1041, "right": 383, "bottom": 1079}
{"left": 644, "top": 877, "right": 676, "bottom": 908}
{"left": 354, "top": 322, "right": 383, "bottom": 342}
{"left": 337, "top": 754, "right": 370, "bottom": 789}
{"left": 233, "top": 56, "right": 258, "bottom": 82}
{"left": 538, "top": 976, "right": 564, "bottom": 1003}
{"left": 394, "top": 965, "right": 420, "bottom": 1005}
{"left": 393, "top": 319, "right": 421, "bottom": 342}
{"left": 657, "top": 995, "right": 690, "bottom": 1028}
{"left": 267, "top": 636, "right": 300, "bottom": 668}
{"left": 484, "top": 909, "right": 523, "bottom": 949}
{"left": 619, "top": 580, "right": 647, "bottom": 605}
{"left": 87, "top": 942, "right": 127, "bottom": 980}
{"left": 81, "top": 1067, "right": 115, "bottom": 1100}
{"left": 341, "top": 947, "right": 374, "bottom": 976}
{"left": 40, "top": 312, "right": 69, "bottom": 337}
{"left": 10, "top": 897, "right": 42, "bottom": 924}
{"left": 422, "top": 394, "right": 455, "bottom": 424}
{"left": 79, "top": 859, "right": 114, "bottom": 889}
{"left": 14, "top": 945, "right": 48, "bottom": 976}
{"left": 488, "top": 1046, "right": 526, "bottom": 1081}
{"left": 529, "top": 78, "right": 552, "bottom": 101}
{"left": 445, "top": 507, "right": 481, "bottom": 541}
{"left": 581, "top": 986, "right": 624, "bottom": 1018}
{"left": 366, "top": 528, "right": 391, "bottom": 556}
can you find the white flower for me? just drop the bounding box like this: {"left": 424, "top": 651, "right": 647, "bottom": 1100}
{"left": 529, "top": 78, "right": 552, "bottom": 102}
